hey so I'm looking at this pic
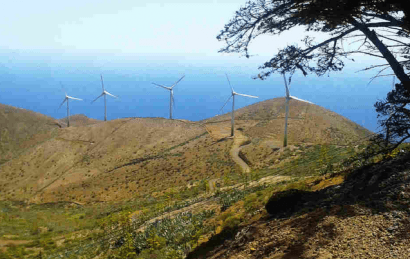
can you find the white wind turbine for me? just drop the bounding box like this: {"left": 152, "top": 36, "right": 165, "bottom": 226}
{"left": 282, "top": 73, "right": 314, "bottom": 147}
{"left": 221, "top": 73, "right": 258, "bottom": 137}
{"left": 58, "top": 92, "right": 82, "bottom": 127}
{"left": 152, "top": 75, "right": 185, "bottom": 120}
{"left": 91, "top": 74, "right": 118, "bottom": 121}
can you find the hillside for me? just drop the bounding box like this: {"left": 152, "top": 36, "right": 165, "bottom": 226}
{"left": 0, "top": 103, "right": 61, "bottom": 165}
{"left": 187, "top": 151, "right": 410, "bottom": 259}
{"left": 0, "top": 99, "right": 383, "bottom": 258}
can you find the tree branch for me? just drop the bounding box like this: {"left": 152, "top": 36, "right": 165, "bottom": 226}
{"left": 350, "top": 18, "right": 410, "bottom": 91}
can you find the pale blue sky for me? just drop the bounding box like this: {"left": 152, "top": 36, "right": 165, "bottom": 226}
{"left": 1, "top": 0, "right": 364, "bottom": 57}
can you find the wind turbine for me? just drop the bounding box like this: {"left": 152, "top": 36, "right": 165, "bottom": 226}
{"left": 282, "top": 73, "right": 314, "bottom": 147}
{"left": 220, "top": 74, "right": 258, "bottom": 137}
{"left": 91, "top": 75, "right": 118, "bottom": 121}
{"left": 59, "top": 92, "right": 82, "bottom": 127}
{"left": 152, "top": 75, "right": 185, "bottom": 119}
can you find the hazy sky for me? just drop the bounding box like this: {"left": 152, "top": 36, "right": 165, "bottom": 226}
{"left": 1, "top": 0, "right": 365, "bottom": 58}
{"left": 0, "top": 0, "right": 397, "bottom": 132}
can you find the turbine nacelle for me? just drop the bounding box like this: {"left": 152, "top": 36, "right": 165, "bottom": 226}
{"left": 282, "top": 74, "right": 313, "bottom": 104}
{"left": 58, "top": 89, "right": 82, "bottom": 127}
{"left": 221, "top": 73, "right": 259, "bottom": 136}
{"left": 59, "top": 94, "right": 82, "bottom": 109}
{"left": 281, "top": 73, "right": 314, "bottom": 147}
{"left": 91, "top": 74, "right": 118, "bottom": 121}
{"left": 151, "top": 75, "right": 185, "bottom": 119}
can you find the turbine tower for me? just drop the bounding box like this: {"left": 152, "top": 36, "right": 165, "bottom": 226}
{"left": 221, "top": 73, "right": 258, "bottom": 137}
{"left": 152, "top": 75, "right": 185, "bottom": 119}
{"left": 282, "top": 73, "right": 313, "bottom": 147}
{"left": 59, "top": 92, "right": 82, "bottom": 127}
{"left": 92, "top": 75, "right": 118, "bottom": 121}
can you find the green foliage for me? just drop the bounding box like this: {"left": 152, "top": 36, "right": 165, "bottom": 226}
{"left": 134, "top": 210, "right": 215, "bottom": 253}
{"left": 1, "top": 244, "right": 34, "bottom": 259}
{"left": 222, "top": 214, "right": 242, "bottom": 230}
{"left": 243, "top": 192, "right": 265, "bottom": 213}
{"left": 218, "top": 185, "right": 266, "bottom": 211}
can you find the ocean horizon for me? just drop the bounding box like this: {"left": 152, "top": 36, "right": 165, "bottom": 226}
{"left": 0, "top": 52, "right": 393, "bottom": 133}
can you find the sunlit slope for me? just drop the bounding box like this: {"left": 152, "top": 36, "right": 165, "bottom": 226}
{"left": 0, "top": 118, "right": 238, "bottom": 203}
{"left": 0, "top": 103, "right": 61, "bottom": 164}
{"left": 205, "top": 97, "right": 371, "bottom": 144}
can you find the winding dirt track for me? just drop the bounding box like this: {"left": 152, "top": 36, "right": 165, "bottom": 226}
{"left": 205, "top": 125, "right": 251, "bottom": 173}
{"left": 230, "top": 132, "right": 251, "bottom": 173}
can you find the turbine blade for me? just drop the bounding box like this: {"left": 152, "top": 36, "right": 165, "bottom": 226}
{"left": 225, "top": 73, "right": 234, "bottom": 93}
{"left": 100, "top": 74, "right": 105, "bottom": 91}
{"left": 235, "top": 93, "right": 258, "bottom": 98}
{"left": 105, "top": 91, "right": 118, "bottom": 98}
{"left": 152, "top": 83, "right": 171, "bottom": 90}
{"left": 289, "top": 95, "right": 313, "bottom": 104}
{"left": 67, "top": 96, "right": 83, "bottom": 101}
{"left": 171, "top": 75, "right": 185, "bottom": 89}
{"left": 220, "top": 95, "right": 233, "bottom": 112}
{"left": 58, "top": 98, "right": 67, "bottom": 109}
{"left": 91, "top": 93, "right": 104, "bottom": 103}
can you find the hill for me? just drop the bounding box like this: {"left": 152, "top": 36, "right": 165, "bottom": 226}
{"left": 57, "top": 114, "right": 101, "bottom": 128}
{"left": 0, "top": 99, "right": 371, "bottom": 204}
{"left": 0, "top": 103, "right": 61, "bottom": 165}
{"left": 205, "top": 97, "right": 371, "bottom": 143}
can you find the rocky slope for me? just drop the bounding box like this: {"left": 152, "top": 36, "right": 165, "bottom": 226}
{"left": 187, "top": 151, "right": 410, "bottom": 259}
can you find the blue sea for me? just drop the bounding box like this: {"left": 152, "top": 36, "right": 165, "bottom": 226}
{"left": 0, "top": 51, "right": 394, "bottom": 133}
